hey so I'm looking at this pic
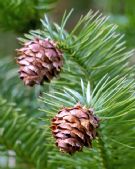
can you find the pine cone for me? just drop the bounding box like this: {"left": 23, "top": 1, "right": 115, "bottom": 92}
{"left": 51, "top": 104, "right": 99, "bottom": 154}
{"left": 16, "top": 38, "right": 63, "bottom": 86}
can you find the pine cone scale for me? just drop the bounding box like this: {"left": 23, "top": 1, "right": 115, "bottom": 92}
{"left": 17, "top": 38, "right": 63, "bottom": 86}
{"left": 51, "top": 104, "right": 99, "bottom": 154}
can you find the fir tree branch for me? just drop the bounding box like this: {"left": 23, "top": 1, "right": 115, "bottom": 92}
{"left": 97, "top": 131, "right": 112, "bottom": 169}
{"left": 21, "top": 10, "right": 135, "bottom": 89}
{"left": 13, "top": 10, "right": 135, "bottom": 168}
{"left": 40, "top": 76, "right": 135, "bottom": 169}
{"left": 0, "top": 97, "right": 51, "bottom": 169}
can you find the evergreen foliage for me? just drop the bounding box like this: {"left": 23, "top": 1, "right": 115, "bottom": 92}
{"left": 0, "top": 0, "right": 58, "bottom": 33}
{"left": 94, "top": 0, "right": 135, "bottom": 48}
{"left": 0, "top": 2, "right": 135, "bottom": 169}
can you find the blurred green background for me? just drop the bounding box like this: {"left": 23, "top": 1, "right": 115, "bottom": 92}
{"left": 1, "top": 0, "right": 135, "bottom": 56}
{"left": 0, "top": 0, "right": 135, "bottom": 168}
{"left": 0, "top": 0, "right": 135, "bottom": 112}
{"left": 51, "top": 0, "right": 135, "bottom": 49}
{"left": 0, "top": 0, "right": 135, "bottom": 111}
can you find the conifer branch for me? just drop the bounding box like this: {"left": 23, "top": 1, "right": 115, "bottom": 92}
{"left": 40, "top": 76, "right": 135, "bottom": 168}
{"left": 0, "top": 97, "right": 51, "bottom": 169}
{"left": 0, "top": 0, "right": 58, "bottom": 32}
{"left": 21, "top": 10, "right": 134, "bottom": 88}
{"left": 22, "top": 11, "right": 135, "bottom": 168}
{"left": 1, "top": 10, "right": 135, "bottom": 169}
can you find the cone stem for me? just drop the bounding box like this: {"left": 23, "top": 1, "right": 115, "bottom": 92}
{"left": 97, "top": 130, "right": 112, "bottom": 169}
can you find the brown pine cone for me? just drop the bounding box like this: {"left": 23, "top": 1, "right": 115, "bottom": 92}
{"left": 51, "top": 104, "right": 99, "bottom": 154}
{"left": 16, "top": 38, "right": 63, "bottom": 86}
